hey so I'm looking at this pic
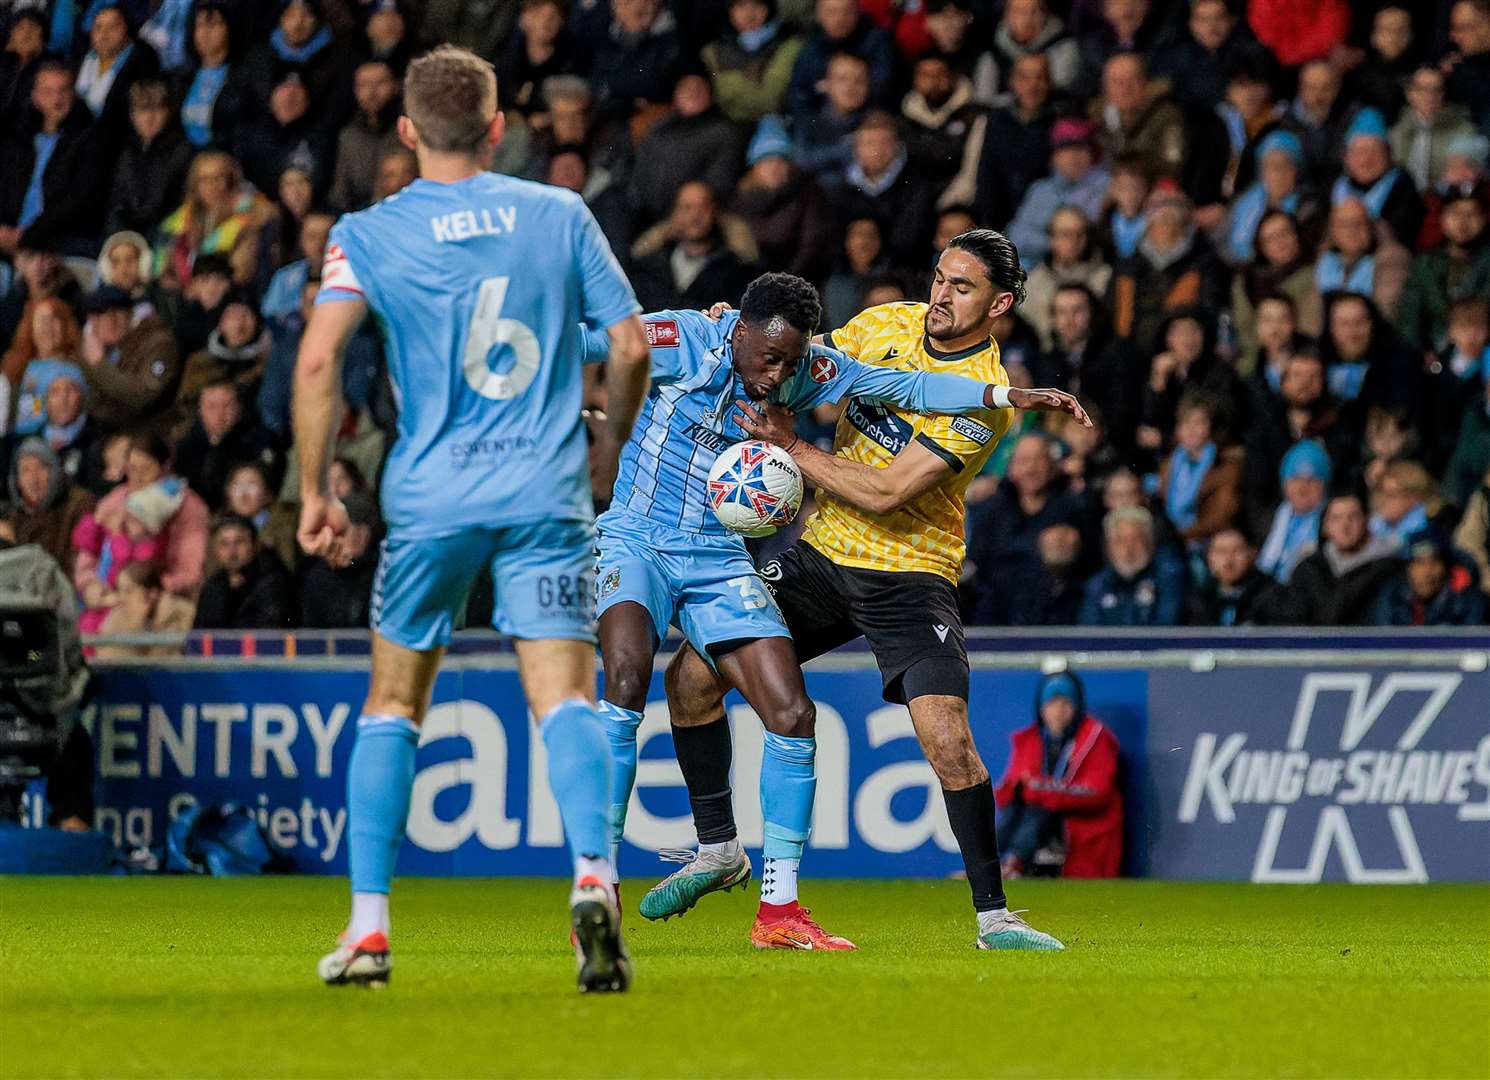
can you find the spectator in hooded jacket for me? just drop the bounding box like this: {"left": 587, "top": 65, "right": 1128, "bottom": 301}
{"left": 1371, "top": 526, "right": 1486, "bottom": 626}
{"left": 4, "top": 438, "right": 94, "bottom": 573}
{"left": 994, "top": 671, "right": 1123, "bottom": 878}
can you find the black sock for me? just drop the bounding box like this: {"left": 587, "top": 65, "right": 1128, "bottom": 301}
{"left": 673, "top": 715, "right": 736, "bottom": 845}
{"left": 941, "top": 780, "right": 1007, "bottom": 913}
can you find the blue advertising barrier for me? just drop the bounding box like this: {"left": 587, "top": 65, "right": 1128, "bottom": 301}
{"left": 52, "top": 664, "right": 1148, "bottom": 880}
{"left": 1146, "top": 666, "right": 1490, "bottom": 883}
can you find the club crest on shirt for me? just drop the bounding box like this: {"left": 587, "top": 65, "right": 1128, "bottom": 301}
{"left": 809, "top": 355, "right": 838, "bottom": 383}
{"left": 645, "top": 319, "right": 680, "bottom": 348}
{"left": 597, "top": 567, "right": 621, "bottom": 600}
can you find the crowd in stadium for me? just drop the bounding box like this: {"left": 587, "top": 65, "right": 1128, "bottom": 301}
{"left": 1, "top": 0, "right": 1488, "bottom": 638}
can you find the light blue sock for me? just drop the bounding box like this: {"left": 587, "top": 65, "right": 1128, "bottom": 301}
{"left": 541, "top": 699, "right": 613, "bottom": 866}
{"left": 760, "top": 731, "right": 816, "bottom": 860}
{"left": 346, "top": 714, "right": 420, "bottom": 895}
{"left": 598, "top": 699, "right": 643, "bottom": 870}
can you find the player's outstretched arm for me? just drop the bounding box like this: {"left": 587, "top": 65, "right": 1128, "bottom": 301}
{"left": 293, "top": 297, "right": 366, "bottom": 562}
{"left": 737, "top": 400, "right": 952, "bottom": 515}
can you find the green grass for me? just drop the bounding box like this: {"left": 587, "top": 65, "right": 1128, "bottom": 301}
{"left": 1, "top": 878, "right": 1487, "bottom": 1079}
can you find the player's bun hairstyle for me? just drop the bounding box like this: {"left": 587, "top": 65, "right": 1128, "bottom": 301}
{"left": 404, "top": 45, "right": 498, "bottom": 154}
{"left": 947, "top": 228, "right": 1028, "bottom": 307}
{"left": 739, "top": 272, "right": 822, "bottom": 338}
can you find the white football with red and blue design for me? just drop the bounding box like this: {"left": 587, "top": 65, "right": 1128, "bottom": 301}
{"left": 706, "top": 440, "right": 804, "bottom": 537}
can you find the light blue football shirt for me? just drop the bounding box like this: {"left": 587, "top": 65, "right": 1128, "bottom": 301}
{"left": 318, "top": 172, "right": 639, "bottom": 537}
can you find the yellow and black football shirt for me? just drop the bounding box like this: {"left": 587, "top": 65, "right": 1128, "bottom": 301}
{"left": 803, "top": 301, "right": 1013, "bottom": 583}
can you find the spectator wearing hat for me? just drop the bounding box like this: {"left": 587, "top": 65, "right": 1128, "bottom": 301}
{"left": 831, "top": 111, "right": 937, "bottom": 269}
{"left": 4, "top": 437, "right": 94, "bottom": 573}
{"left": 1089, "top": 53, "right": 1185, "bottom": 188}
{"left": 1391, "top": 66, "right": 1477, "bottom": 195}
{"left": 1280, "top": 59, "right": 1352, "bottom": 189}
{"left": 787, "top": 0, "right": 896, "bottom": 120}
{"left": 1223, "top": 130, "right": 1315, "bottom": 266}
{"left": 192, "top": 512, "right": 296, "bottom": 631}
{"left": 234, "top": 69, "right": 336, "bottom": 199}
{"left": 1260, "top": 492, "right": 1399, "bottom": 625}
{"left": 104, "top": 79, "right": 193, "bottom": 239}
{"left": 627, "top": 75, "right": 745, "bottom": 232}
{"left": 72, "top": 475, "right": 185, "bottom": 634}
{"left": 1314, "top": 198, "right": 1411, "bottom": 318}
{"left": 1397, "top": 186, "right": 1490, "bottom": 352}
{"left": 993, "top": 670, "right": 1123, "bottom": 879}
{"left": 174, "top": 1, "right": 245, "bottom": 151}
{"left": 731, "top": 117, "right": 834, "bottom": 283}
{"left": 299, "top": 489, "right": 381, "bottom": 628}
{"left": 239, "top": 0, "right": 347, "bottom": 126}
{"left": 0, "top": 61, "right": 105, "bottom": 259}
{"left": 987, "top": 0, "right": 1080, "bottom": 95}
{"left": 75, "top": 3, "right": 160, "bottom": 153}
{"left": 327, "top": 60, "right": 401, "bottom": 213}
{"left": 1446, "top": 0, "right": 1490, "bottom": 135}
{"left": 702, "top": 0, "right": 803, "bottom": 125}
{"left": 13, "top": 357, "right": 86, "bottom": 443}
{"left": 34, "top": 360, "right": 107, "bottom": 495}
{"left": 95, "top": 231, "right": 158, "bottom": 318}
{"left": 968, "top": 53, "right": 1055, "bottom": 231}
{"left": 498, "top": 0, "right": 581, "bottom": 119}
{"left": 1371, "top": 526, "right": 1486, "bottom": 626}
{"left": 153, "top": 151, "right": 269, "bottom": 289}
{"left": 0, "top": 11, "right": 47, "bottom": 117}
{"left": 1185, "top": 527, "right": 1270, "bottom": 626}
{"left": 899, "top": 53, "right": 981, "bottom": 190}
{"left": 1110, "top": 183, "right": 1224, "bottom": 355}
{"left": 586, "top": 0, "right": 685, "bottom": 125}
{"left": 1006, "top": 118, "right": 1109, "bottom": 270}
{"left": 1080, "top": 505, "right": 1185, "bottom": 626}
{"left": 78, "top": 284, "right": 181, "bottom": 432}
{"left": 1256, "top": 439, "right": 1329, "bottom": 582}
{"left": 1332, "top": 107, "right": 1424, "bottom": 250}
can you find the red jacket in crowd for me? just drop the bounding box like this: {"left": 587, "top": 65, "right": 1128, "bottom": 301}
{"left": 994, "top": 714, "right": 1124, "bottom": 878}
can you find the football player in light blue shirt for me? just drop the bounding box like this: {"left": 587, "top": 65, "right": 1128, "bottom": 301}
{"left": 591, "top": 272, "right": 1023, "bottom": 950}
{"left": 293, "top": 46, "right": 649, "bottom": 993}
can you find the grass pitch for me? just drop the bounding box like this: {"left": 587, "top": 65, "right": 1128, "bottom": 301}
{"left": 1, "top": 877, "right": 1486, "bottom": 1079}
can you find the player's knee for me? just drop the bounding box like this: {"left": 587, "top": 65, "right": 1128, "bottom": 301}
{"left": 603, "top": 659, "right": 650, "bottom": 713}
{"left": 925, "top": 733, "right": 987, "bottom": 789}
{"left": 762, "top": 695, "right": 815, "bottom": 740}
{"left": 664, "top": 650, "right": 724, "bottom": 727}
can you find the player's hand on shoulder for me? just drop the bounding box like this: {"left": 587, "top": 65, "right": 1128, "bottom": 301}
{"left": 1007, "top": 387, "right": 1093, "bottom": 428}
{"left": 702, "top": 302, "right": 734, "bottom": 321}
{"left": 735, "top": 399, "right": 800, "bottom": 450}
{"left": 298, "top": 493, "right": 352, "bottom": 566}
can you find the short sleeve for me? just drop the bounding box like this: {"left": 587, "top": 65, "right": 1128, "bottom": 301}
{"left": 317, "top": 228, "right": 366, "bottom": 304}
{"left": 914, "top": 409, "right": 1010, "bottom": 474}
{"left": 573, "top": 199, "right": 641, "bottom": 330}
{"left": 641, "top": 309, "right": 716, "bottom": 384}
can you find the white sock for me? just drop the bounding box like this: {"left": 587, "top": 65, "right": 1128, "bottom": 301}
{"left": 760, "top": 857, "right": 799, "bottom": 906}
{"left": 349, "top": 892, "right": 389, "bottom": 940}
{"left": 699, "top": 838, "right": 740, "bottom": 861}
{"left": 576, "top": 854, "right": 614, "bottom": 887}
{"left": 976, "top": 907, "right": 1010, "bottom": 935}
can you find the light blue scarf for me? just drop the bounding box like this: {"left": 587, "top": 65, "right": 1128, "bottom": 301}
{"left": 1258, "top": 502, "right": 1322, "bottom": 582}
{"left": 1370, "top": 503, "right": 1430, "bottom": 552}
{"left": 1165, "top": 442, "right": 1217, "bottom": 532}
{"left": 1331, "top": 167, "right": 1402, "bottom": 220}
{"left": 271, "top": 25, "right": 332, "bottom": 64}
{"left": 1227, "top": 185, "right": 1299, "bottom": 262}
{"left": 1315, "top": 251, "right": 1375, "bottom": 297}
{"left": 738, "top": 20, "right": 781, "bottom": 53}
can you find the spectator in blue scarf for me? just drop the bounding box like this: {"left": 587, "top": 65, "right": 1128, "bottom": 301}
{"left": 1370, "top": 459, "right": 1440, "bottom": 553}
{"left": 1257, "top": 439, "right": 1329, "bottom": 582}
{"left": 1225, "top": 130, "right": 1311, "bottom": 264}
{"left": 239, "top": 0, "right": 347, "bottom": 128}
{"left": 1158, "top": 393, "right": 1243, "bottom": 549}
{"left": 1331, "top": 106, "right": 1424, "bottom": 248}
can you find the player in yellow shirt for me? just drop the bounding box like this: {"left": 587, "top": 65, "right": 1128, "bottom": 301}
{"left": 648, "top": 230, "right": 1087, "bottom": 951}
